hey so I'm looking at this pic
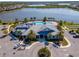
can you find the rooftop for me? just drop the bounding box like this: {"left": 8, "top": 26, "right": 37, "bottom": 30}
{"left": 14, "top": 21, "right": 59, "bottom": 36}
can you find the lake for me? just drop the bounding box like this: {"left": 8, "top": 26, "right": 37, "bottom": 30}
{"left": 0, "top": 8, "right": 79, "bottom": 23}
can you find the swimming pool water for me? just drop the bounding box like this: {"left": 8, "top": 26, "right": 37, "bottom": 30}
{"left": 33, "top": 21, "right": 46, "bottom": 25}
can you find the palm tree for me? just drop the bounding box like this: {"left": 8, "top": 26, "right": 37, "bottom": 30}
{"left": 47, "top": 32, "right": 52, "bottom": 40}
{"left": 14, "top": 18, "right": 19, "bottom": 27}
{"left": 34, "top": 17, "right": 36, "bottom": 20}
{"left": 15, "top": 18, "right": 18, "bottom": 23}
{"left": 43, "top": 17, "right": 47, "bottom": 22}
{"left": 27, "top": 30, "right": 36, "bottom": 41}
{"left": 59, "top": 20, "right": 64, "bottom": 26}
{"left": 58, "top": 30, "right": 64, "bottom": 44}
{"left": 30, "top": 17, "right": 33, "bottom": 20}
{"left": 52, "top": 29, "right": 64, "bottom": 45}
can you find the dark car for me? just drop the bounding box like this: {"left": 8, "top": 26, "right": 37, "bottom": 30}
{"left": 13, "top": 44, "right": 20, "bottom": 49}
{"left": 73, "top": 35, "right": 79, "bottom": 38}
{"left": 53, "top": 43, "right": 59, "bottom": 48}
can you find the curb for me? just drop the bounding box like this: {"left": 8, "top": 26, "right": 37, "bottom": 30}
{"left": 25, "top": 36, "right": 71, "bottom": 49}
{"left": 25, "top": 42, "right": 39, "bottom": 49}
{"left": 7, "top": 24, "right": 14, "bottom": 33}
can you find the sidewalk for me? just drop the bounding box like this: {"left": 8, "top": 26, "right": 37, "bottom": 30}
{"left": 25, "top": 42, "right": 40, "bottom": 49}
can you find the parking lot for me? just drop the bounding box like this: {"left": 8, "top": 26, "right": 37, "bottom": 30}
{"left": 0, "top": 25, "right": 79, "bottom": 57}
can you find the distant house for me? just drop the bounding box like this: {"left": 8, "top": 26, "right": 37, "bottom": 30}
{"left": 58, "top": 3, "right": 70, "bottom": 6}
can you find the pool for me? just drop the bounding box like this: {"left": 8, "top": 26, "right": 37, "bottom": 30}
{"left": 33, "top": 21, "right": 46, "bottom": 25}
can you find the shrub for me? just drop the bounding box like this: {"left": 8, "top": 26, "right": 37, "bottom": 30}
{"left": 38, "top": 47, "right": 51, "bottom": 57}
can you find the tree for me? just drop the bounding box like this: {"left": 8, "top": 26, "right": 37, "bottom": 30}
{"left": 15, "top": 30, "right": 23, "bottom": 41}
{"left": 47, "top": 32, "right": 52, "bottom": 40}
{"left": 13, "top": 18, "right": 19, "bottom": 28}
{"left": 38, "top": 47, "right": 51, "bottom": 57}
{"left": 63, "top": 21, "right": 67, "bottom": 25}
{"left": 27, "top": 30, "right": 36, "bottom": 41}
{"left": 59, "top": 20, "right": 63, "bottom": 26}
{"left": 70, "top": 22, "right": 74, "bottom": 25}
{"left": 3, "top": 29, "right": 8, "bottom": 35}
{"left": 33, "top": 17, "right": 36, "bottom": 20}
{"left": 58, "top": 30, "right": 64, "bottom": 41}
{"left": 0, "top": 20, "right": 2, "bottom": 24}
{"left": 15, "top": 18, "right": 19, "bottom": 23}
{"left": 30, "top": 17, "right": 33, "bottom": 20}
{"left": 76, "top": 28, "right": 79, "bottom": 34}
{"left": 43, "top": 17, "right": 47, "bottom": 22}
{"left": 23, "top": 17, "right": 29, "bottom": 23}
{"left": 57, "top": 24, "right": 62, "bottom": 31}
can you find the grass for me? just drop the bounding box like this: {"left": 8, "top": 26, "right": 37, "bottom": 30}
{"left": 25, "top": 5, "right": 68, "bottom": 8}
{"left": 60, "top": 38, "right": 68, "bottom": 46}
{"left": 29, "top": 41, "right": 37, "bottom": 45}
{"left": 2, "top": 29, "right": 8, "bottom": 35}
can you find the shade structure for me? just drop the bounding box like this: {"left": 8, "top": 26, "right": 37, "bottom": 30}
{"left": 38, "top": 30, "right": 54, "bottom": 36}
{"left": 38, "top": 28, "right": 55, "bottom": 35}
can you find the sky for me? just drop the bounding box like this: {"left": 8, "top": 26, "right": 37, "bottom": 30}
{"left": 0, "top": 0, "right": 79, "bottom": 2}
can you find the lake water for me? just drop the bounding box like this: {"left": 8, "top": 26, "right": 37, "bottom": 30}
{"left": 0, "top": 8, "right": 79, "bottom": 23}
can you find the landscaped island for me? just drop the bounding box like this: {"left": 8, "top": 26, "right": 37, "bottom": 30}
{"left": 38, "top": 47, "right": 51, "bottom": 57}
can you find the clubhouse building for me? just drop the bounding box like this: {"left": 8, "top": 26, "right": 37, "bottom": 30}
{"left": 11, "top": 21, "right": 59, "bottom": 41}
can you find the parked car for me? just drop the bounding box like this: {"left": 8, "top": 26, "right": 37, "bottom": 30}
{"left": 73, "top": 34, "right": 79, "bottom": 38}
{"left": 53, "top": 43, "right": 59, "bottom": 48}
{"left": 13, "top": 44, "right": 20, "bottom": 49}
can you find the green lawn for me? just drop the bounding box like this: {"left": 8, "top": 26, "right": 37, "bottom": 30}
{"left": 25, "top": 5, "right": 68, "bottom": 8}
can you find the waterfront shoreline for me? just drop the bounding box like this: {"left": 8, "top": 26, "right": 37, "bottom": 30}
{"left": 0, "top": 5, "right": 79, "bottom": 13}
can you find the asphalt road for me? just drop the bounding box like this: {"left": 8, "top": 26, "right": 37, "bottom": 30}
{"left": 0, "top": 30, "right": 79, "bottom": 57}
